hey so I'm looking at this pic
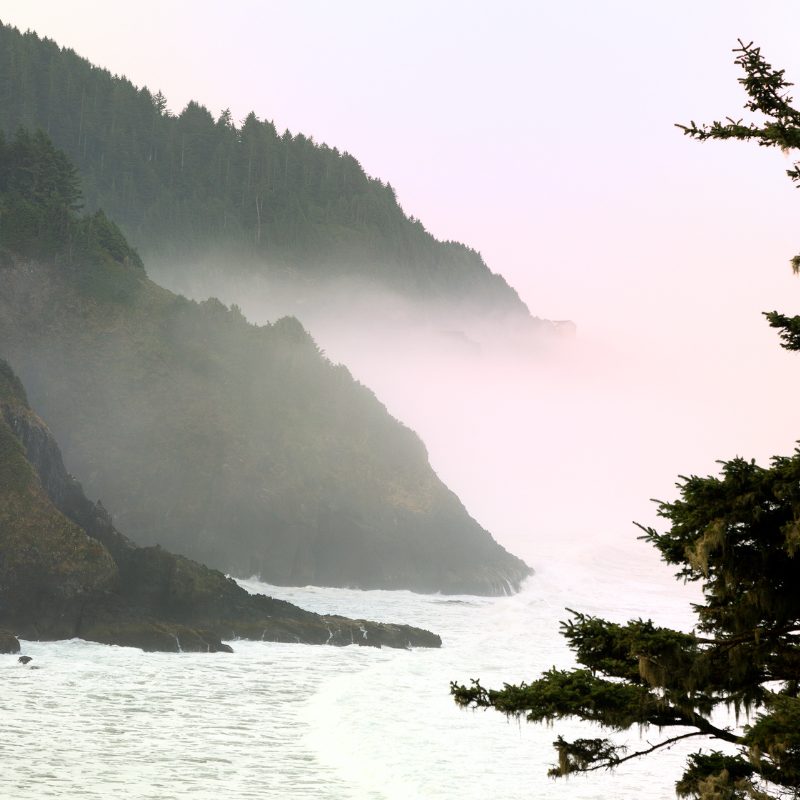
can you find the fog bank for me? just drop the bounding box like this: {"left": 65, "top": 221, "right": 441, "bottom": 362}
{"left": 150, "top": 257, "right": 800, "bottom": 594}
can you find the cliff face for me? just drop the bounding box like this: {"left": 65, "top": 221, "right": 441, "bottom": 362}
{"left": 0, "top": 362, "right": 117, "bottom": 636}
{"left": 0, "top": 360, "right": 441, "bottom": 651}
{"left": 0, "top": 255, "right": 532, "bottom": 595}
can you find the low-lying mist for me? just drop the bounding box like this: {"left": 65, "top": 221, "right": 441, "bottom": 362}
{"left": 150, "top": 257, "right": 800, "bottom": 594}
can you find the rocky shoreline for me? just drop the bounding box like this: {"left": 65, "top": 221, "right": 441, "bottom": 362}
{"left": 0, "top": 359, "right": 441, "bottom": 653}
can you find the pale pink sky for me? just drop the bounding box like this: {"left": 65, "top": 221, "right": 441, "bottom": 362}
{"left": 2, "top": 3, "right": 798, "bottom": 320}
{"left": 3, "top": 2, "right": 800, "bottom": 575}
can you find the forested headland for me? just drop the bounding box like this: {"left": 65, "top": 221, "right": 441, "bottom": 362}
{"left": 0, "top": 21, "right": 530, "bottom": 315}
{"left": 0, "top": 126, "right": 532, "bottom": 595}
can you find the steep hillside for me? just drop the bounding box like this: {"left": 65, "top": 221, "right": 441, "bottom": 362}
{"left": 0, "top": 358, "right": 441, "bottom": 651}
{"left": 0, "top": 129, "right": 532, "bottom": 594}
{"left": 0, "top": 21, "right": 533, "bottom": 319}
{"left": 0, "top": 360, "right": 117, "bottom": 634}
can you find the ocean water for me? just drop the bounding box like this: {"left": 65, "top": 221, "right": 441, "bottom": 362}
{"left": 1, "top": 551, "right": 715, "bottom": 799}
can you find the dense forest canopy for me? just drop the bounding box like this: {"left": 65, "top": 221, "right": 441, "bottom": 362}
{"left": 0, "top": 21, "right": 527, "bottom": 310}
{"left": 0, "top": 126, "right": 144, "bottom": 299}
{"left": 0, "top": 126, "right": 531, "bottom": 594}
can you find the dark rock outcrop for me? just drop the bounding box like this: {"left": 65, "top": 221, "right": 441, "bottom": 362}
{"left": 0, "top": 359, "right": 441, "bottom": 652}
{"left": 0, "top": 630, "right": 20, "bottom": 653}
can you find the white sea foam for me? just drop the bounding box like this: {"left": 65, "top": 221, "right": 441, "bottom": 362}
{"left": 2, "top": 555, "right": 718, "bottom": 799}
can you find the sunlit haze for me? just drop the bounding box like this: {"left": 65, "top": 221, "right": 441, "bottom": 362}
{"left": 4, "top": 0, "right": 800, "bottom": 583}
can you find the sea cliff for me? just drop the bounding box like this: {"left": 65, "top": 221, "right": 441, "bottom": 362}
{"left": 0, "top": 359, "right": 441, "bottom": 652}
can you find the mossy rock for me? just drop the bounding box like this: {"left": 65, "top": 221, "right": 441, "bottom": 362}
{"left": 0, "top": 629, "right": 20, "bottom": 654}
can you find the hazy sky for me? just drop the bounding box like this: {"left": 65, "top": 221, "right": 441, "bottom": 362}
{"left": 2, "top": 3, "right": 798, "bottom": 305}
{"left": 2, "top": 2, "right": 799, "bottom": 335}
{"left": 4, "top": 2, "right": 800, "bottom": 577}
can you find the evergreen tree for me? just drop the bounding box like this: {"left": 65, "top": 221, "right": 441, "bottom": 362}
{"left": 0, "top": 21, "right": 526, "bottom": 311}
{"left": 0, "top": 126, "right": 533, "bottom": 596}
{"left": 452, "top": 41, "right": 800, "bottom": 800}
{"left": 0, "top": 127, "right": 143, "bottom": 281}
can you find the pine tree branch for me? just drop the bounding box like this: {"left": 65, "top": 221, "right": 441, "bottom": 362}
{"left": 733, "top": 40, "right": 800, "bottom": 125}
{"left": 581, "top": 730, "right": 710, "bottom": 772}
{"left": 693, "top": 626, "right": 800, "bottom": 646}
{"left": 690, "top": 716, "right": 741, "bottom": 745}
